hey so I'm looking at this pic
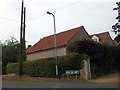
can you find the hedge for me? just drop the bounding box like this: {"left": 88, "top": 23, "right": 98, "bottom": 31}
{"left": 7, "top": 63, "right": 19, "bottom": 74}
{"left": 58, "top": 53, "right": 88, "bottom": 75}
{"left": 6, "top": 52, "right": 88, "bottom": 77}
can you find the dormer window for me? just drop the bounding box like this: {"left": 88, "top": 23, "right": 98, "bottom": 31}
{"left": 92, "top": 35, "right": 99, "bottom": 42}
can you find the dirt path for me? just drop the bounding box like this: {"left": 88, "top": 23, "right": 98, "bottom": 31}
{"left": 2, "top": 73, "right": 119, "bottom": 83}
{"left": 88, "top": 73, "right": 119, "bottom": 83}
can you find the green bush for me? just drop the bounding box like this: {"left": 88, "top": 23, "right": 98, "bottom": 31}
{"left": 58, "top": 52, "right": 86, "bottom": 74}
{"left": 6, "top": 63, "right": 19, "bottom": 74}
{"left": 6, "top": 53, "right": 88, "bottom": 77}
{"left": 67, "top": 40, "right": 120, "bottom": 78}
{"left": 23, "top": 59, "right": 56, "bottom": 77}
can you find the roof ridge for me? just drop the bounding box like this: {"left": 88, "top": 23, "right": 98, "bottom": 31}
{"left": 94, "top": 31, "right": 109, "bottom": 35}
{"left": 41, "top": 26, "right": 83, "bottom": 40}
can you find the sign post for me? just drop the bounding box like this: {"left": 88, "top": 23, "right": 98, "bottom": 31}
{"left": 65, "top": 70, "right": 80, "bottom": 79}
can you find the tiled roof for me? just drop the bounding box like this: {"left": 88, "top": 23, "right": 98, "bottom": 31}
{"left": 27, "top": 26, "right": 84, "bottom": 53}
{"left": 91, "top": 32, "right": 111, "bottom": 44}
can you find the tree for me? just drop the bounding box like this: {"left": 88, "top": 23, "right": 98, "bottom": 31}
{"left": 112, "top": 1, "right": 120, "bottom": 34}
{"left": 67, "top": 40, "right": 119, "bottom": 77}
{"left": 2, "top": 37, "right": 19, "bottom": 74}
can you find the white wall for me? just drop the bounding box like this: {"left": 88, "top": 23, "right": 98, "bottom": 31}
{"left": 27, "top": 47, "right": 66, "bottom": 61}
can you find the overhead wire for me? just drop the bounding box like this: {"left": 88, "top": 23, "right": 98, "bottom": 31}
{"left": 0, "top": 1, "right": 80, "bottom": 22}
{"left": 0, "top": 17, "right": 19, "bottom": 41}
{"left": 52, "top": 1, "right": 79, "bottom": 12}
{"left": 27, "top": 1, "right": 80, "bottom": 22}
{"left": 1, "top": 27, "right": 19, "bottom": 42}
{"left": 0, "top": 16, "right": 19, "bottom": 22}
{"left": 1, "top": 1, "right": 80, "bottom": 41}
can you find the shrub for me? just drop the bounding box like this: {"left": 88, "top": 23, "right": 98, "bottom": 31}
{"left": 23, "top": 59, "right": 56, "bottom": 77}
{"left": 58, "top": 52, "right": 86, "bottom": 73}
{"left": 6, "top": 63, "right": 19, "bottom": 74}
{"left": 67, "top": 40, "right": 120, "bottom": 78}
{"left": 6, "top": 53, "right": 88, "bottom": 77}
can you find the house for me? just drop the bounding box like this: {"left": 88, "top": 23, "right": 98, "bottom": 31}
{"left": 113, "top": 40, "right": 119, "bottom": 46}
{"left": 91, "top": 32, "right": 114, "bottom": 45}
{"left": 26, "top": 26, "right": 92, "bottom": 61}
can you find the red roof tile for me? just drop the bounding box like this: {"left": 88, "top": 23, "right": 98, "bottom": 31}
{"left": 27, "top": 26, "right": 84, "bottom": 53}
{"left": 91, "top": 32, "right": 111, "bottom": 44}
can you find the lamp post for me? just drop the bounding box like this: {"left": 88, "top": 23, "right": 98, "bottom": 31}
{"left": 47, "top": 12, "right": 58, "bottom": 76}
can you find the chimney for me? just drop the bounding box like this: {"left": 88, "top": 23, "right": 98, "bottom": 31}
{"left": 27, "top": 45, "right": 32, "bottom": 48}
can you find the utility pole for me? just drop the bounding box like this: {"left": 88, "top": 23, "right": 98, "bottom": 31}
{"left": 19, "top": 0, "right": 26, "bottom": 76}
{"left": 22, "top": 7, "right": 26, "bottom": 61}
{"left": 112, "top": 1, "right": 120, "bottom": 34}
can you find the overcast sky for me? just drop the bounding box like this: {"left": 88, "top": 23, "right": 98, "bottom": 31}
{"left": 0, "top": 0, "right": 119, "bottom": 46}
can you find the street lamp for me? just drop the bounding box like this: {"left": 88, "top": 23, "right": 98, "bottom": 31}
{"left": 47, "top": 12, "right": 58, "bottom": 76}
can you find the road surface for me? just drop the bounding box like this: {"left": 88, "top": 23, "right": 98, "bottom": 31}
{"left": 2, "top": 81, "right": 118, "bottom": 88}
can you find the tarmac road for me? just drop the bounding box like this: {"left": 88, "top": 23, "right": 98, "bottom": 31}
{"left": 2, "top": 81, "right": 118, "bottom": 88}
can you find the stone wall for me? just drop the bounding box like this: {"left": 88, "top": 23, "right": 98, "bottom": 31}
{"left": 80, "top": 59, "right": 91, "bottom": 80}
